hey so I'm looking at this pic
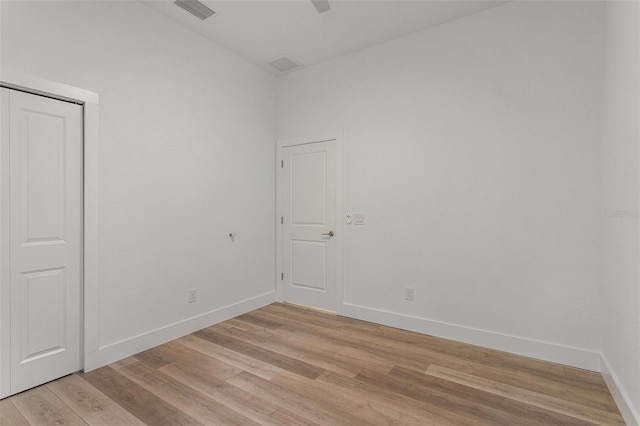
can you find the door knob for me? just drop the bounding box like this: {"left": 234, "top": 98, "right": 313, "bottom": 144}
{"left": 322, "top": 231, "right": 335, "bottom": 237}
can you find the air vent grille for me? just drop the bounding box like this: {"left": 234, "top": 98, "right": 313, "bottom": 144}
{"left": 267, "top": 56, "right": 302, "bottom": 73}
{"left": 174, "top": 0, "right": 215, "bottom": 20}
{"left": 311, "top": 0, "right": 331, "bottom": 14}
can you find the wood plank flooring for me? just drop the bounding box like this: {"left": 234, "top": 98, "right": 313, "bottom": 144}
{"left": 1, "top": 303, "right": 625, "bottom": 425}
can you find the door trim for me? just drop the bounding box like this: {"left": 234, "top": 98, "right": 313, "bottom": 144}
{"left": 275, "top": 133, "right": 344, "bottom": 313}
{"left": 0, "top": 68, "right": 100, "bottom": 398}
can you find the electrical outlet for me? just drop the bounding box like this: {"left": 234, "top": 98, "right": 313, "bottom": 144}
{"left": 188, "top": 289, "right": 197, "bottom": 303}
{"left": 405, "top": 287, "right": 414, "bottom": 301}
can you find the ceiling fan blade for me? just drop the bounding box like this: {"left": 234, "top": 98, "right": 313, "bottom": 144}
{"left": 311, "top": 0, "right": 331, "bottom": 14}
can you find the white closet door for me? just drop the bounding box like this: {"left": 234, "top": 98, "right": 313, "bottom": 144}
{"left": 3, "top": 88, "right": 82, "bottom": 395}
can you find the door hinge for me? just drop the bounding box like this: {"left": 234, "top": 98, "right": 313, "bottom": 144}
{"left": 281, "top": 272, "right": 284, "bottom": 280}
{"left": 281, "top": 216, "right": 283, "bottom": 224}
{"left": 281, "top": 160, "right": 284, "bottom": 168}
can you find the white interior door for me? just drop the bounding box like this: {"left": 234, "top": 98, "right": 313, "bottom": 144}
{"left": 1, "top": 88, "right": 83, "bottom": 395}
{"left": 281, "top": 140, "right": 337, "bottom": 311}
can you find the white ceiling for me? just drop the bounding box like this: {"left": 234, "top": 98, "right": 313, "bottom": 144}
{"left": 143, "top": 0, "right": 506, "bottom": 75}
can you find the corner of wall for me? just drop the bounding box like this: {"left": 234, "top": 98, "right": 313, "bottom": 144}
{"left": 601, "top": 354, "right": 640, "bottom": 426}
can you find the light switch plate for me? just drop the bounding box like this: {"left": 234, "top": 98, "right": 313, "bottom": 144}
{"left": 405, "top": 287, "right": 414, "bottom": 301}
{"left": 353, "top": 213, "right": 365, "bottom": 225}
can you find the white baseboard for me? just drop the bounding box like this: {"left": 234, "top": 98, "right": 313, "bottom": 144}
{"left": 339, "top": 302, "right": 601, "bottom": 372}
{"left": 601, "top": 354, "right": 640, "bottom": 426}
{"left": 84, "top": 291, "right": 276, "bottom": 372}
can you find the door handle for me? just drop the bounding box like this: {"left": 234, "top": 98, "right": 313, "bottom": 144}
{"left": 322, "top": 231, "right": 335, "bottom": 237}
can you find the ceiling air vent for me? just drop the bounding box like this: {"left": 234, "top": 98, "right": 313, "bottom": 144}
{"left": 267, "top": 56, "right": 302, "bottom": 74}
{"left": 311, "top": 0, "right": 331, "bottom": 14}
{"left": 174, "top": 0, "right": 216, "bottom": 20}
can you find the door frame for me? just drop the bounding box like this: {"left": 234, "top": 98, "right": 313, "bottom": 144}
{"left": 275, "top": 133, "right": 344, "bottom": 313}
{"left": 0, "top": 68, "right": 100, "bottom": 398}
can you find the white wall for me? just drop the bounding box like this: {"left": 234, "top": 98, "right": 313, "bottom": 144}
{"left": 3, "top": 0, "right": 634, "bottom": 407}
{"left": 600, "top": 1, "right": 640, "bottom": 424}
{"left": 1, "top": 1, "right": 276, "bottom": 367}
{"left": 277, "top": 1, "right": 605, "bottom": 369}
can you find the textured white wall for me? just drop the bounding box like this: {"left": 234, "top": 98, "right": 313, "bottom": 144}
{"left": 1, "top": 1, "right": 276, "bottom": 349}
{"left": 601, "top": 1, "right": 640, "bottom": 423}
{"left": 277, "top": 1, "right": 604, "bottom": 364}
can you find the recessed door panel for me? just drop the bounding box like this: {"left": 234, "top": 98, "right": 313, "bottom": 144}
{"left": 20, "top": 268, "right": 66, "bottom": 361}
{"left": 291, "top": 151, "right": 326, "bottom": 226}
{"left": 3, "top": 88, "right": 82, "bottom": 396}
{"left": 291, "top": 240, "right": 327, "bottom": 291}
{"left": 23, "top": 111, "right": 66, "bottom": 244}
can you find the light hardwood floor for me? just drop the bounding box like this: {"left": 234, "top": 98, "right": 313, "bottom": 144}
{"left": 0, "top": 303, "right": 625, "bottom": 425}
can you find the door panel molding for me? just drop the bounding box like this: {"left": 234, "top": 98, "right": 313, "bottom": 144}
{"left": 0, "top": 69, "right": 100, "bottom": 398}
{"left": 276, "top": 133, "right": 343, "bottom": 313}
